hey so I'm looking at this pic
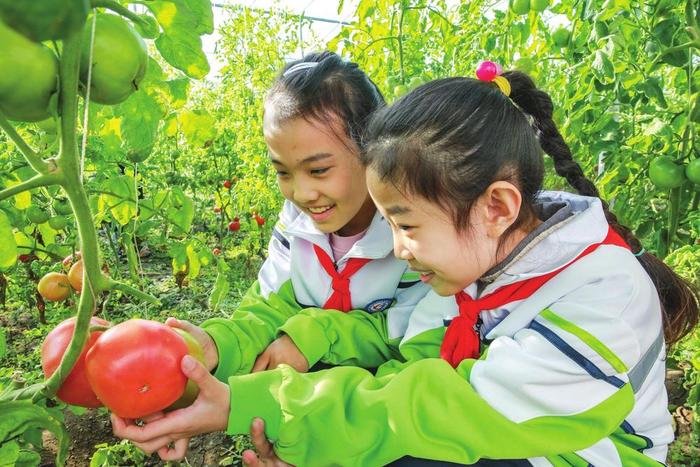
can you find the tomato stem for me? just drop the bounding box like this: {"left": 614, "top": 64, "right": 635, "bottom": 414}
{"left": 0, "top": 111, "right": 51, "bottom": 174}
{"left": 91, "top": 0, "right": 149, "bottom": 27}
{"left": 42, "top": 30, "right": 105, "bottom": 401}
{"left": 107, "top": 278, "right": 161, "bottom": 305}
{"left": 0, "top": 173, "right": 62, "bottom": 202}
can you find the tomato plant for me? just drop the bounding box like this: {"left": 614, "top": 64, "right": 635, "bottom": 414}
{"left": 85, "top": 319, "right": 189, "bottom": 419}
{"left": 37, "top": 272, "right": 71, "bottom": 302}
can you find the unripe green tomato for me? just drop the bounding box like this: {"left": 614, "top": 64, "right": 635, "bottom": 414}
{"left": 393, "top": 84, "right": 408, "bottom": 97}
{"left": 48, "top": 215, "right": 68, "bottom": 230}
{"left": 166, "top": 328, "right": 206, "bottom": 411}
{"left": 649, "top": 156, "right": 686, "bottom": 189}
{"left": 686, "top": 159, "right": 700, "bottom": 185}
{"left": 0, "top": 21, "right": 58, "bottom": 122}
{"left": 512, "top": 0, "right": 530, "bottom": 15}
{"left": 531, "top": 0, "right": 549, "bottom": 12}
{"left": 26, "top": 206, "right": 49, "bottom": 224}
{"left": 53, "top": 198, "right": 73, "bottom": 216}
{"left": 80, "top": 14, "right": 148, "bottom": 105}
{"left": 0, "top": 0, "right": 89, "bottom": 42}
{"left": 552, "top": 27, "right": 571, "bottom": 48}
{"left": 408, "top": 76, "right": 424, "bottom": 89}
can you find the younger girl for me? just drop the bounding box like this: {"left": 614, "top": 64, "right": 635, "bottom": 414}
{"left": 113, "top": 64, "right": 697, "bottom": 466}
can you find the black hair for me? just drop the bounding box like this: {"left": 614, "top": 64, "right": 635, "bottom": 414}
{"left": 363, "top": 72, "right": 698, "bottom": 345}
{"left": 265, "top": 51, "right": 385, "bottom": 149}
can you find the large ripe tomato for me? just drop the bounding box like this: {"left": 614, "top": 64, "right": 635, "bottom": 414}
{"left": 85, "top": 319, "right": 189, "bottom": 418}
{"left": 41, "top": 316, "right": 111, "bottom": 408}
{"left": 37, "top": 272, "right": 72, "bottom": 302}
{"left": 80, "top": 14, "right": 147, "bottom": 105}
{"left": 0, "top": 21, "right": 58, "bottom": 122}
{"left": 649, "top": 156, "right": 686, "bottom": 189}
{"left": 166, "top": 328, "right": 206, "bottom": 411}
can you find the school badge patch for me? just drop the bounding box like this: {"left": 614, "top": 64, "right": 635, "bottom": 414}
{"left": 365, "top": 298, "right": 393, "bottom": 313}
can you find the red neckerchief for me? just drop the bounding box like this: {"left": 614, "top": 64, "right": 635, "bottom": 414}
{"left": 440, "top": 226, "right": 630, "bottom": 368}
{"left": 313, "top": 244, "right": 372, "bottom": 312}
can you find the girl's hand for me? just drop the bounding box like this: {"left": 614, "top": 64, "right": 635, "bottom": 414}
{"left": 110, "top": 355, "right": 230, "bottom": 460}
{"left": 166, "top": 317, "right": 219, "bottom": 372}
{"left": 252, "top": 335, "right": 309, "bottom": 373}
{"left": 242, "top": 418, "right": 293, "bottom": 467}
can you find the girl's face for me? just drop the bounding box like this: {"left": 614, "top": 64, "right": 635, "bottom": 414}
{"left": 367, "top": 169, "right": 528, "bottom": 296}
{"left": 264, "top": 116, "right": 375, "bottom": 236}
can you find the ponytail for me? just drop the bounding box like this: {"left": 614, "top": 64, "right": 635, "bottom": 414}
{"left": 505, "top": 71, "right": 699, "bottom": 345}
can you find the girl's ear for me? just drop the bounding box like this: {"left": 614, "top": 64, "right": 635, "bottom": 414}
{"left": 480, "top": 181, "right": 522, "bottom": 238}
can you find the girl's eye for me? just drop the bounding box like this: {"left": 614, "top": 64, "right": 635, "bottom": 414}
{"left": 310, "top": 167, "right": 329, "bottom": 176}
{"left": 275, "top": 171, "right": 289, "bottom": 177}
{"left": 398, "top": 225, "right": 413, "bottom": 231}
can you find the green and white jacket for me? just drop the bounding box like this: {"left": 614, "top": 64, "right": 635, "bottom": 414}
{"left": 222, "top": 192, "right": 672, "bottom": 466}
{"left": 201, "top": 200, "right": 435, "bottom": 377}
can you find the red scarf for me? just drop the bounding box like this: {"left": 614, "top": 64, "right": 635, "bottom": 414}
{"left": 440, "top": 226, "right": 630, "bottom": 368}
{"left": 313, "top": 244, "right": 371, "bottom": 312}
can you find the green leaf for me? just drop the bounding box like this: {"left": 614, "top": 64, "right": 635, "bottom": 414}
{"left": 165, "top": 187, "right": 194, "bottom": 233}
{"left": 166, "top": 79, "right": 190, "bottom": 109}
{"left": 639, "top": 77, "right": 667, "bottom": 108}
{"left": 179, "top": 110, "right": 216, "bottom": 147}
{"left": 0, "top": 440, "right": 19, "bottom": 465}
{"left": 591, "top": 50, "right": 615, "bottom": 83}
{"left": 208, "top": 260, "right": 230, "bottom": 311}
{"left": 101, "top": 176, "right": 137, "bottom": 226}
{"left": 116, "top": 90, "right": 164, "bottom": 161}
{"left": 0, "top": 211, "right": 17, "bottom": 272}
{"left": 0, "top": 400, "right": 69, "bottom": 467}
{"left": 15, "top": 449, "right": 41, "bottom": 466}
{"left": 146, "top": 0, "right": 212, "bottom": 79}
{"left": 135, "top": 14, "right": 159, "bottom": 39}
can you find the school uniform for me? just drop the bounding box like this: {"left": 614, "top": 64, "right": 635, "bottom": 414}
{"left": 221, "top": 192, "right": 672, "bottom": 467}
{"left": 201, "top": 200, "right": 433, "bottom": 378}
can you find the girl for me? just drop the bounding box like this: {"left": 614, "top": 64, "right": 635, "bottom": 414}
{"left": 144, "top": 51, "right": 444, "bottom": 458}
{"left": 113, "top": 64, "right": 698, "bottom": 466}
{"left": 179, "top": 50, "right": 435, "bottom": 378}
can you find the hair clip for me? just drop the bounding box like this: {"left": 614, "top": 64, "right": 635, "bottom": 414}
{"left": 475, "top": 61, "right": 511, "bottom": 96}
{"left": 283, "top": 62, "right": 319, "bottom": 77}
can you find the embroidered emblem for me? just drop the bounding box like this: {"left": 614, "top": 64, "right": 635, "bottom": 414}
{"left": 365, "top": 298, "right": 393, "bottom": 313}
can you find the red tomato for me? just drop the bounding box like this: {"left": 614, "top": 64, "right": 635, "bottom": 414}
{"left": 255, "top": 215, "right": 265, "bottom": 226}
{"left": 212, "top": 248, "right": 221, "bottom": 255}
{"left": 213, "top": 206, "right": 221, "bottom": 213}
{"left": 228, "top": 220, "right": 240, "bottom": 231}
{"left": 223, "top": 180, "right": 232, "bottom": 189}
{"left": 41, "top": 316, "right": 111, "bottom": 408}
{"left": 85, "top": 319, "right": 189, "bottom": 418}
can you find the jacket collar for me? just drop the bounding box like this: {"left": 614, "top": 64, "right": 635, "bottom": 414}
{"left": 284, "top": 208, "right": 394, "bottom": 261}
{"left": 475, "top": 191, "right": 611, "bottom": 295}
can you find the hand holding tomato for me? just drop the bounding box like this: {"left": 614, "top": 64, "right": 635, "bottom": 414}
{"left": 165, "top": 317, "right": 219, "bottom": 372}
{"left": 252, "top": 335, "right": 309, "bottom": 373}
{"left": 110, "top": 355, "right": 230, "bottom": 460}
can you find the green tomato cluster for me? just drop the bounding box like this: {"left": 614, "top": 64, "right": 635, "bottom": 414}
{"left": 648, "top": 157, "right": 700, "bottom": 190}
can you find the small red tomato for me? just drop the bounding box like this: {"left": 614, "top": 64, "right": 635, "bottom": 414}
{"left": 41, "top": 316, "right": 111, "bottom": 408}
{"left": 213, "top": 206, "right": 221, "bottom": 213}
{"left": 228, "top": 220, "right": 241, "bottom": 232}
{"left": 62, "top": 251, "right": 81, "bottom": 268}
{"left": 255, "top": 215, "right": 265, "bottom": 226}
{"left": 18, "top": 254, "right": 31, "bottom": 263}
{"left": 212, "top": 248, "right": 221, "bottom": 255}
{"left": 85, "top": 319, "right": 190, "bottom": 419}
{"left": 223, "top": 180, "right": 232, "bottom": 189}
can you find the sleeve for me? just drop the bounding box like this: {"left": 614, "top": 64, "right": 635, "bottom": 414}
{"left": 201, "top": 203, "right": 301, "bottom": 380}
{"left": 277, "top": 272, "right": 430, "bottom": 369}
{"left": 225, "top": 320, "right": 636, "bottom": 466}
